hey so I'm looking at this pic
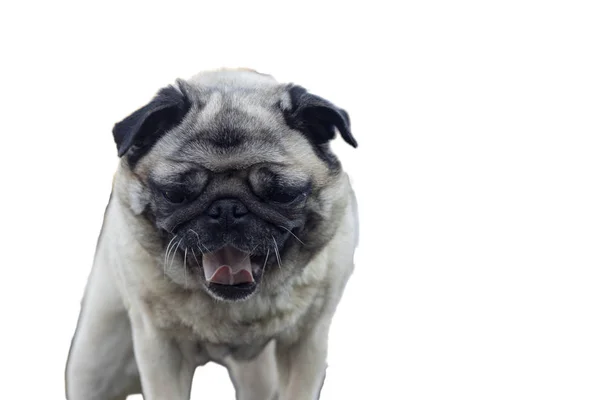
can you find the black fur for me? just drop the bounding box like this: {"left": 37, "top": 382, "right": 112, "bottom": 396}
{"left": 112, "top": 82, "right": 192, "bottom": 167}
{"left": 282, "top": 84, "right": 358, "bottom": 148}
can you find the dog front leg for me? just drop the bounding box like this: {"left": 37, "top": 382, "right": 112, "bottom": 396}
{"left": 226, "top": 340, "right": 279, "bottom": 400}
{"left": 129, "top": 311, "right": 196, "bottom": 400}
{"left": 277, "top": 319, "right": 331, "bottom": 400}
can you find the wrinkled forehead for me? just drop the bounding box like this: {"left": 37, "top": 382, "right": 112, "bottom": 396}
{"left": 140, "top": 90, "right": 322, "bottom": 179}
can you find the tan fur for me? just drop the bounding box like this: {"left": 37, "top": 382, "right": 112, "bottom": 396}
{"left": 65, "top": 69, "right": 358, "bottom": 400}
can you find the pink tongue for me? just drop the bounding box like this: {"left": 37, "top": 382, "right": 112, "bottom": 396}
{"left": 210, "top": 266, "right": 254, "bottom": 285}
{"left": 202, "top": 247, "right": 254, "bottom": 285}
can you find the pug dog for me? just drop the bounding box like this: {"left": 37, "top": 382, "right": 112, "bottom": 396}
{"left": 65, "top": 68, "right": 359, "bottom": 400}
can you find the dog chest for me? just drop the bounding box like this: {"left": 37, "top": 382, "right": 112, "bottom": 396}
{"left": 143, "top": 280, "right": 326, "bottom": 347}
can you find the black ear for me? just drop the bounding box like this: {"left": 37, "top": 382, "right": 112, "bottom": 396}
{"left": 113, "top": 82, "right": 192, "bottom": 164}
{"left": 283, "top": 85, "right": 357, "bottom": 148}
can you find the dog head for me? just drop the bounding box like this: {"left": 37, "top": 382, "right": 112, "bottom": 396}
{"left": 112, "top": 69, "right": 357, "bottom": 301}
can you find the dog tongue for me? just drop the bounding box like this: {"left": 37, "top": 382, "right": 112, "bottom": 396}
{"left": 202, "top": 247, "right": 254, "bottom": 285}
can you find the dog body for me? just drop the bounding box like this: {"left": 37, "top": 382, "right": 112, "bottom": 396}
{"left": 66, "top": 69, "right": 358, "bottom": 400}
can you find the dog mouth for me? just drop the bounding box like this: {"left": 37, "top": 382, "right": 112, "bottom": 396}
{"left": 197, "top": 245, "right": 268, "bottom": 301}
{"left": 202, "top": 246, "right": 257, "bottom": 285}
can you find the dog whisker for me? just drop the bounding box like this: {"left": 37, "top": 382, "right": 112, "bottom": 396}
{"left": 279, "top": 225, "right": 305, "bottom": 246}
{"left": 262, "top": 248, "right": 270, "bottom": 282}
{"left": 191, "top": 247, "right": 201, "bottom": 268}
{"left": 164, "top": 235, "right": 179, "bottom": 278}
{"left": 169, "top": 238, "right": 183, "bottom": 272}
{"left": 240, "top": 245, "right": 259, "bottom": 265}
{"left": 188, "top": 229, "right": 208, "bottom": 254}
{"left": 164, "top": 235, "right": 178, "bottom": 266}
{"left": 272, "top": 236, "right": 282, "bottom": 270}
{"left": 166, "top": 237, "right": 179, "bottom": 271}
{"left": 199, "top": 242, "right": 210, "bottom": 254}
{"left": 183, "top": 247, "right": 188, "bottom": 287}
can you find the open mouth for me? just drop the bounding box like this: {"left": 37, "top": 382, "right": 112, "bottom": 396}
{"left": 200, "top": 246, "right": 265, "bottom": 300}
{"left": 202, "top": 246, "right": 257, "bottom": 285}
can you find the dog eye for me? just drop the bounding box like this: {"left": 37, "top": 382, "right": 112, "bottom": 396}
{"left": 162, "top": 190, "right": 188, "bottom": 204}
{"left": 267, "top": 188, "right": 307, "bottom": 204}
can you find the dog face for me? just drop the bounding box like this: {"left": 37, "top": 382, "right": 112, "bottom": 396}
{"left": 113, "top": 69, "right": 357, "bottom": 301}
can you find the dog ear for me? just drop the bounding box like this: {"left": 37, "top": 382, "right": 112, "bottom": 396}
{"left": 282, "top": 84, "right": 357, "bottom": 148}
{"left": 112, "top": 81, "right": 192, "bottom": 164}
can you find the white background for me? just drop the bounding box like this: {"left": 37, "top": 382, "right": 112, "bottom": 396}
{"left": 1, "top": 1, "right": 599, "bottom": 399}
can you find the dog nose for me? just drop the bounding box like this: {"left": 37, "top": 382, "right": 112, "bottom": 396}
{"left": 206, "top": 199, "right": 249, "bottom": 222}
